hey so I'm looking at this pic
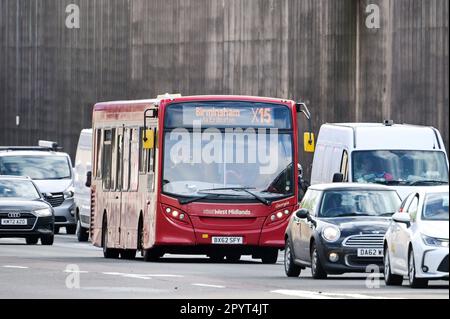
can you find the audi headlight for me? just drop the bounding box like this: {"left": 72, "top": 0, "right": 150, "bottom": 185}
{"left": 322, "top": 226, "right": 341, "bottom": 242}
{"left": 63, "top": 186, "right": 75, "bottom": 199}
{"left": 34, "top": 208, "right": 53, "bottom": 217}
{"left": 421, "top": 234, "right": 449, "bottom": 247}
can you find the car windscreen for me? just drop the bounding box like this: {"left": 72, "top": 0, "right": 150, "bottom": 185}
{"left": 0, "top": 156, "right": 72, "bottom": 180}
{"left": 422, "top": 192, "right": 449, "bottom": 221}
{"left": 0, "top": 180, "right": 41, "bottom": 200}
{"left": 319, "top": 190, "right": 401, "bottom": 218}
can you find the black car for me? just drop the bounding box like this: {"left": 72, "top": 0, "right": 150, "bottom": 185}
{"left": 0, "top": 176, "right": 54, "bottom": 245}
{"left": 284, "top": 183, "right": 401, "bottom": 279}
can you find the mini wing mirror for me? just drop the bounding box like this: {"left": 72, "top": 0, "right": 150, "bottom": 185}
{"left": 392, "top": 212, "right": 411, "bottom": 226}
{"left": 332, "top": 173, "right": 344, "bottom": 183}
{"left": 85, "top": 171, "right": 92, "bottom": 188}
{"left": 296, "top": 208, "right": 310, "bottom": 219}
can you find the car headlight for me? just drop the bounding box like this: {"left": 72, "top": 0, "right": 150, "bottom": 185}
{"left": 34, "top": 208, "right": 53, "bottom": 217}
{"left": 322, "top": 226, "right": 341, "bottom": 242}
{"left": 63, "top": 186, "right": 75, "bottom": 199}
{"left": 421, "top": 234, "right": 449, "bottom": 247}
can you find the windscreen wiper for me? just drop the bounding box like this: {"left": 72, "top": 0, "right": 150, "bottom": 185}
{"left": 372, "top": 180, "right": 406, "bottom": 186}
{"left": 408, "top": 180, "right": 448, "bottom": 186}
{"left": 198, "top": 187, "right": 272, "bottom": 206}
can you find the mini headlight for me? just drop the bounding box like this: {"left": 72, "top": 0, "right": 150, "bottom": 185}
{"left": 34, "top": 208, "right": 53, "bottom": 217}
{"left": 421, "top": 234, "right": 449, "bottom": 247}
{"left": 322, "top": 226, "right": 341, "bottom": 242}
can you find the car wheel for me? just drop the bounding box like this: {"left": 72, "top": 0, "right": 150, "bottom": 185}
{"left": 226, "top": 253, "right": 241, "bottom": 263}
{"left": 284, "top": 240, "right": 301, "bottom": 277}
{"left": 311, "top": 243, "right": 327, "bottom": 279}
{"left": 408, "top": 249, "right": 428, "bottom": 288}
{"left": 76, "top": 219, "right": 89, "bottom": 242}
{"left": 54, "top": 226, "right": 60, "bottom": 234}
{"left": 121, "top": 249, "right": 137, "bottom": 260}
{"left": 102, "top": 219, "right": 119, "bottom": 259}
{"left": 261, "top": 249, "right": 279, "bottom": 264}
{"left": 41, "top": 235, "right": 54, "bottom": 246}
{"left": 384, "top": 247, "right": 403, "bottom": 286}
{"left": 66, "top": 225, "right": 76, "bottom": 235}
{"left": 25, "top": 237, "right": 39, "bottom": 245}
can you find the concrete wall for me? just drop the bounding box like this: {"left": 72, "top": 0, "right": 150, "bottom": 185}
{"left": 0, "top": 0, "right": 448, "bottom": 177}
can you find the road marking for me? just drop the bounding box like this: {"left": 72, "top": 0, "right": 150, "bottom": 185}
{"left": 64, "top": 269, "right": 89, "bottom": 274}
{"left": 271, "top": 290, "right": 335, "bottom": 299}
{"left": 271, "top": 289, "right": 392, "bottom": 299}
{"left": 192, "top": 283, "right": 226, "bottom": 289}
{"left": 102, "top": 272, "right": 183, "bottom": 280}
{"left": 2, "top": 265, "right": 29, "bottom": 269}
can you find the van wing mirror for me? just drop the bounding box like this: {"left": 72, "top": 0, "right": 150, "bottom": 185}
{"left": 332, "top": 173, "right": 344, "bottom": 183}
{"left": 85, "top": 171, "right": 92, "bottom": 188}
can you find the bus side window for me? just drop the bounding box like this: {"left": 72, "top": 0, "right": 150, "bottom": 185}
{"left": 116, "top": 128, "right": 124, "bottom": 191}
{"left": 122, "top": 128, "right": 131, "bottom": 192}
{"left": 95, "top": 128, "right": 103, "bottom": 178}
{"left": 102, "top": 129, "right": 114, "bottom": 190}
{"left": 139, "top": 128, "right": 147, "bottom": 174}
{"left": 130, "top": 128, "right": 140, "bottom": 191}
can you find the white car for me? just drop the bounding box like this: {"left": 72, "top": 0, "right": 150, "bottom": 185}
{"left": 384, "top": 186, "right": 449, "bottom": 288}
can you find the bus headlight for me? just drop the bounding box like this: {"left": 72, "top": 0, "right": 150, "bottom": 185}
{"left": 34, "top": 208, "right": 53, "bottom": 217}
{"left": 322, "top": 226, "right": 341, "bottom": 243}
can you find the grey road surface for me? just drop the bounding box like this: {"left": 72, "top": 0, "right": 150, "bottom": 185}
{"left": 0, "top": 235, "right": 448, "bottom": 299}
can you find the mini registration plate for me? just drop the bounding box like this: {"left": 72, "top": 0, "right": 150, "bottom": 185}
{"left": 357, "top": 248, "right": 383, "bottom": 257}
{"left": 1, "top": 219, "right": 27, "bottom": 226}
{"left": 211, "top": 237, "right": 243, "bottom": 245}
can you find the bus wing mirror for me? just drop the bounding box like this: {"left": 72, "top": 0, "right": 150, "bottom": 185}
{"left": 143, "top": 129, "right": 155, "bottom": 149}
{"left": 304, "top": 132, "right": 315, "bottom": 153}
{"left": 85, "top": 171, "right": 92, "bottom": 188}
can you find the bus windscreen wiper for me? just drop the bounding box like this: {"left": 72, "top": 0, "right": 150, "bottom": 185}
{"left": 408, "top": 180, "right": 448, "bottom": 186}
{"left": 198, "top": 187, "right": 272, "bottom": 206}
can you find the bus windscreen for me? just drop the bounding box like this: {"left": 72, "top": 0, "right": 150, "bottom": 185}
{"left": 164, "top": 102, "right": 292, "bottom": 129}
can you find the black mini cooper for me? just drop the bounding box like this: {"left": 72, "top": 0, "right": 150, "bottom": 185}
{"left": 284, "top": 183, "right": 401, "bottom": 278}
{"left": 0, "top": 176, "right": 54, "bottom": 245}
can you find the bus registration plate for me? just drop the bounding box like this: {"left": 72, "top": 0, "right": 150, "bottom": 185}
{"left": 212, "top": 237, "right": 243, "bottom": 245}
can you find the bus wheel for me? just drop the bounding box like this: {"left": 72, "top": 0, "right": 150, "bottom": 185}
{"left": 121, "top": 249, "right": 136, "bottom": 260}
{"left": 261, "top": 249, "right": 279, "bottom": 264}
{"left": 143, "top": 248, "right": 163, "bottom": 262}
{"left": 226, "top": 253, "right": 241, "bottom": 263}
{"left": 102, "top": 219, "right": 119, "bottom": 259}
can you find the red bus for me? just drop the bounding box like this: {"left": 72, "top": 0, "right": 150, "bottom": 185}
{"left": 89, "top": 95, "right": 314, "bottom": 263}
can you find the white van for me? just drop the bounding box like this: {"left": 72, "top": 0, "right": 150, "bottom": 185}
{"left": 73, "top": 129, "right": 92, "bottom": 242}
{"left": 310, "top": 121, "right": 449, "bottom": 199}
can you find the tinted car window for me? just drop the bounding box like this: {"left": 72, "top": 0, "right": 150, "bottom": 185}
{"left": 0, "top": 156, "right": 71, "bottom": 180}
{"left": 0, "top": 180, "right": 41, "bottom": 200}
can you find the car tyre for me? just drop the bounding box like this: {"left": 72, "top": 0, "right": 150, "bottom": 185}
{"left": 209, "top": 253, "right": 225, "bottom": 263}
{"left": 25, "top": 237, "right": 39, "bottom": 245}
{"left": 226, "top": 253, "right": 241, "bottom": 263}
{"left": 284, "top": 240, "right": 301, "bottom": 277}
{"left": 311, "top": 243, "right": 327, "bottom": 279}
{"left": 76, "top": 219, "right": 89, "bottom": 242}
{"left": 54, "top": 226, "right": 60, "bottom": 234}
{"left": 409, "top": 249, "right": 428, "bottom": 288}
{"left": 384, "top": 247, "right": 403, "bottom": 286}
{"left": 41, "top": 235, "right": 54, "bottom": 246}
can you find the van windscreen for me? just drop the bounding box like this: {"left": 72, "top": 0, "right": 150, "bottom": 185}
{"left": 352, "top": 150, "right": 449, "bottom": 185}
